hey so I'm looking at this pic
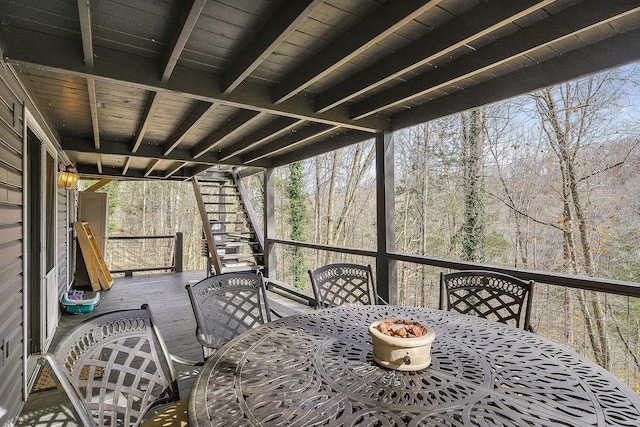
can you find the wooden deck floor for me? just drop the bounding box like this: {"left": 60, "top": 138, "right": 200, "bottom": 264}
{"left": 17, "top": 270, "right": 311, "bottom": 426}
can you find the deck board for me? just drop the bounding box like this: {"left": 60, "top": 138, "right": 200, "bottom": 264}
{"left": 17, "top": 270, "right": 312, "bottom": 426}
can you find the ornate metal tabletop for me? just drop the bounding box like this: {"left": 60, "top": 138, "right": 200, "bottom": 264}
{"left": 188, "top": 306, "right": 640, "bottom": 426}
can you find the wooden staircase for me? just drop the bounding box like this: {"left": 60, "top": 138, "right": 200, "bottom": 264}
{"left": 192, "top": 168, "right": 264, "bottom": 275}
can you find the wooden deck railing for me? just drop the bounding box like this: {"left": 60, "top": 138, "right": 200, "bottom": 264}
{"left": 105, "top": 233, "right": 184, "bottom": 276}
{"left": 268, "top": 238, "right": 640, "bottom": 393}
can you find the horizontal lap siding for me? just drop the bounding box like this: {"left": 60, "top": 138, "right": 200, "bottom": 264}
{"left": 0, "top": 64, "right": 25, "bottom": 427}
{"left": 57, "top": 187, "right": 69, "bottom": 297}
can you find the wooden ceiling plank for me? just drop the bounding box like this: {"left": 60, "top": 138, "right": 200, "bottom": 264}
{"left": 162, "top": 0, "right": 207, "bottom": 83}
{"left": 192, "top": 110, "right": 265, "bottom": 158}
{"left": 222, "top": 0, "right": 324, "bottom": 95}
{"left": 391, "top": 26, "right": 640, "bottom": 132}
{"left": 242, "top": 123, "right": 335, "bottom": 163}
{"left": 3, "top": 28, "right": 389, "bottom": 133}
{"left": 163, "top": 100, "right": 216, "bottom": 155}
{"left": 271, "top": 0, "right": 444, "bottom": 104}
{"left": 218, "top": 117, "right": 302, "bottom": 161}
{"left": 313, "top": 0, "right": 551, "bottom": 113}
{"left": 352, "top": 0, "right": 640, "bottom": 120}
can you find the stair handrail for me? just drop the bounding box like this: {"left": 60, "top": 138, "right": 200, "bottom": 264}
{"left": 192, "top": 175, "right": 223, "bottom": 275}
{"left": 232, "top": 168, "right": 265, "bottom": 252}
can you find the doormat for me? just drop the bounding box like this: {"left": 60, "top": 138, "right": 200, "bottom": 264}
{"left": 32, "top": 367, "right": 57, "bottom": 392}
{"left": 33, "top": 364, "right": 103, "bottom": 393}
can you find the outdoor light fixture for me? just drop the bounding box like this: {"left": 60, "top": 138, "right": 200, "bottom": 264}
{"left": 57, "top": 164, "right": 78, "bottom": 190}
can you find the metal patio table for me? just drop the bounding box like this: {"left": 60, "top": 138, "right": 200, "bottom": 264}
{"left": 188, "top": 305, "right": 640, "bottom": 426}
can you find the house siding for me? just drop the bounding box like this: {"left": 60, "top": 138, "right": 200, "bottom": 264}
{"left": 0, "top": 59, "right": 67, "bottom": 425}
{"left": 0, "top": 61, "right": 26, "bottom": 426}
{"left": 57, "top": 187, "right": 71, "bottom": 298}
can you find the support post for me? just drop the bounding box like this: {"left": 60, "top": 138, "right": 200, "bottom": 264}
{"left": 376, "top": 131, "right": 396, "bottom": 304}
{"left": 174, "top": 232, "right": 183, "bottom": 273}
{"left": 263, "top": 168, "right": 276, "bottom": 278}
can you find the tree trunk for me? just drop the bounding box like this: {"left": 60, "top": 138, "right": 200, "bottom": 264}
{"left": 462, "top": 107, "right": 486, "bottom": 263}
{"left": 536, "top": 86, "right": 610, "bottom": 369}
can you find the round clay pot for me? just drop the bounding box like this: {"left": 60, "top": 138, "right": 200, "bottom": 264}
{"left": 368, "top": 319, "right": 436, "bottom": 371}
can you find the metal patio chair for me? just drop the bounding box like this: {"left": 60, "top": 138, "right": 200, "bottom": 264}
{"left": 38, "top": 304, "right": 200, "bottom": 427}
{"left": 308, "top": 263, "right": 387, "bottom": 309}
{"left": 185, "top": 271, "right": 273, "bottom": 359}
{"left": 439, "top": 270, "right": 535, "bottom": 332}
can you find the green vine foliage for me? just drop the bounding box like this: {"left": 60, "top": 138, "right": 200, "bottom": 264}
{"left": 461, "top": 108, "right": 486, "bottom": 263}
{"left": 287, "top": 162, "right": 309, "bottom": 289}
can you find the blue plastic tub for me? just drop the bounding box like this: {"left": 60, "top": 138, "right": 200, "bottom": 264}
{"left": 61, "top": 291, "right": 100, "bottom": 314}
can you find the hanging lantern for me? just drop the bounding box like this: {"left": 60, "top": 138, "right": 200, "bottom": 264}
{"left": 57, "top": 165, "right": 78, "bottom": 190}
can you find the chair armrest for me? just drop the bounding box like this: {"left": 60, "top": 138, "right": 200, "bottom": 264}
{"left": 170, "top": 354, "right": 204, "bottom": 367}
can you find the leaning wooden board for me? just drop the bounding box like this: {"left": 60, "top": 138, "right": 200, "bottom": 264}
{"left": 74, "top": 222, "right": 113, "bottom": 290}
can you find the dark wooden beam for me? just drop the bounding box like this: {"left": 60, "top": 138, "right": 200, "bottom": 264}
{"left": 76, "top": 0, "right": 94, "bottom": 68}
{"left": 162, "top": 0, "right": 206, "bottom": 83}
{"left": 61, "top": 136, "right": 220, "bottom": 165}
{"left": 3, "top": 28, "right": 389, "bottom": 133}
{"left": 353, "top": 1, "right": 640, "bottom": 120}
{"left": 77, "top": 163, "right": 141, "bottom": 179}
{"left": 86, "top": 78, "right": 101, "bottom": 149}
{"left": 313, "top": 0, "right": 548, "bottom": 113}
{"left": 132, "top": 92, "right": 162, "bottom": 152}
{"left": 162, "top": 161, "right": 188, "bottom": 178}
{"left": 164, "top": 101, "right": 216, "bottom": 155}
{"left": 192, "top": 110, "right": 265, "bottom": 158}
{"left": 221, "top": 0, "right": 323, "bottom": 95}
{"left": 269, "top": 129, "right": 373, "bottom": 168}
{"left": 77, "top": 0, "right": 101, "bottom": 152}
{"left": 217, "top": 117, "right": 302, "bottom": 161}
{"left": 122, "top": 157, "right": 132, "bottom": 176}
{"left": 270, "top": 0, "right": 442, "bottom": 104}
{"left": 242, "top": 123, "right": 335, "bottom": 163}
{"left": 144, "top": 159, "right": 161, "bottom": 177}
{"left": 392, "top": 26, "right": 640, "bottom": 131}
{"left": 76, "top": 162, "right": 215, "bottom": 180}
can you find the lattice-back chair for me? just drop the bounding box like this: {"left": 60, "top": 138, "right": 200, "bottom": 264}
{"left": 439, "top": 270, "right": 535, "bottom": 331}
{"left": 308, "top": 263, "right": 387, "bottom": 309}
{"left": 38, "top": 304, "right": 199, "bottom": 427}
{"left": 185, "top": 271, "right": 272, "bottom": 359}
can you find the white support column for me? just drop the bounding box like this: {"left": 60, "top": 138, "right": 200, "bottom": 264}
{"left": 375, "top": 131, "right": 396, "bottom": 304}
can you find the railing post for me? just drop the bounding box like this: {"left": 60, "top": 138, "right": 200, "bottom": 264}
{"left": 376, "top": 131, "right": 396, "bottom": 304}
{"left": 264, "top": 168, "right": 275, "bottom": 279}
{"left": 174, "top": 232, "right": 183, "bottom": 273}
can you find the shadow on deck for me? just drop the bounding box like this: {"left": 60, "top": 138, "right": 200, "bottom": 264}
{"left": 17, "top": 270, "right": 311, "bottom": 427}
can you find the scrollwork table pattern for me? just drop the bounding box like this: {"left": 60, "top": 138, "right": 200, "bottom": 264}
{"left": 189, "top": 306, "right": 640, "bottom": 426}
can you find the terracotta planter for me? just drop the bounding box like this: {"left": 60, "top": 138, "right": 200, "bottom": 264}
{"left": 368, "top": 320, "right": 436, "bottom": 371}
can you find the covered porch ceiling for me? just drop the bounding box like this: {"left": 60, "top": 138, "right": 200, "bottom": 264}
{"left": 1, "top": 0, "right": 639, "bottom": 180}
